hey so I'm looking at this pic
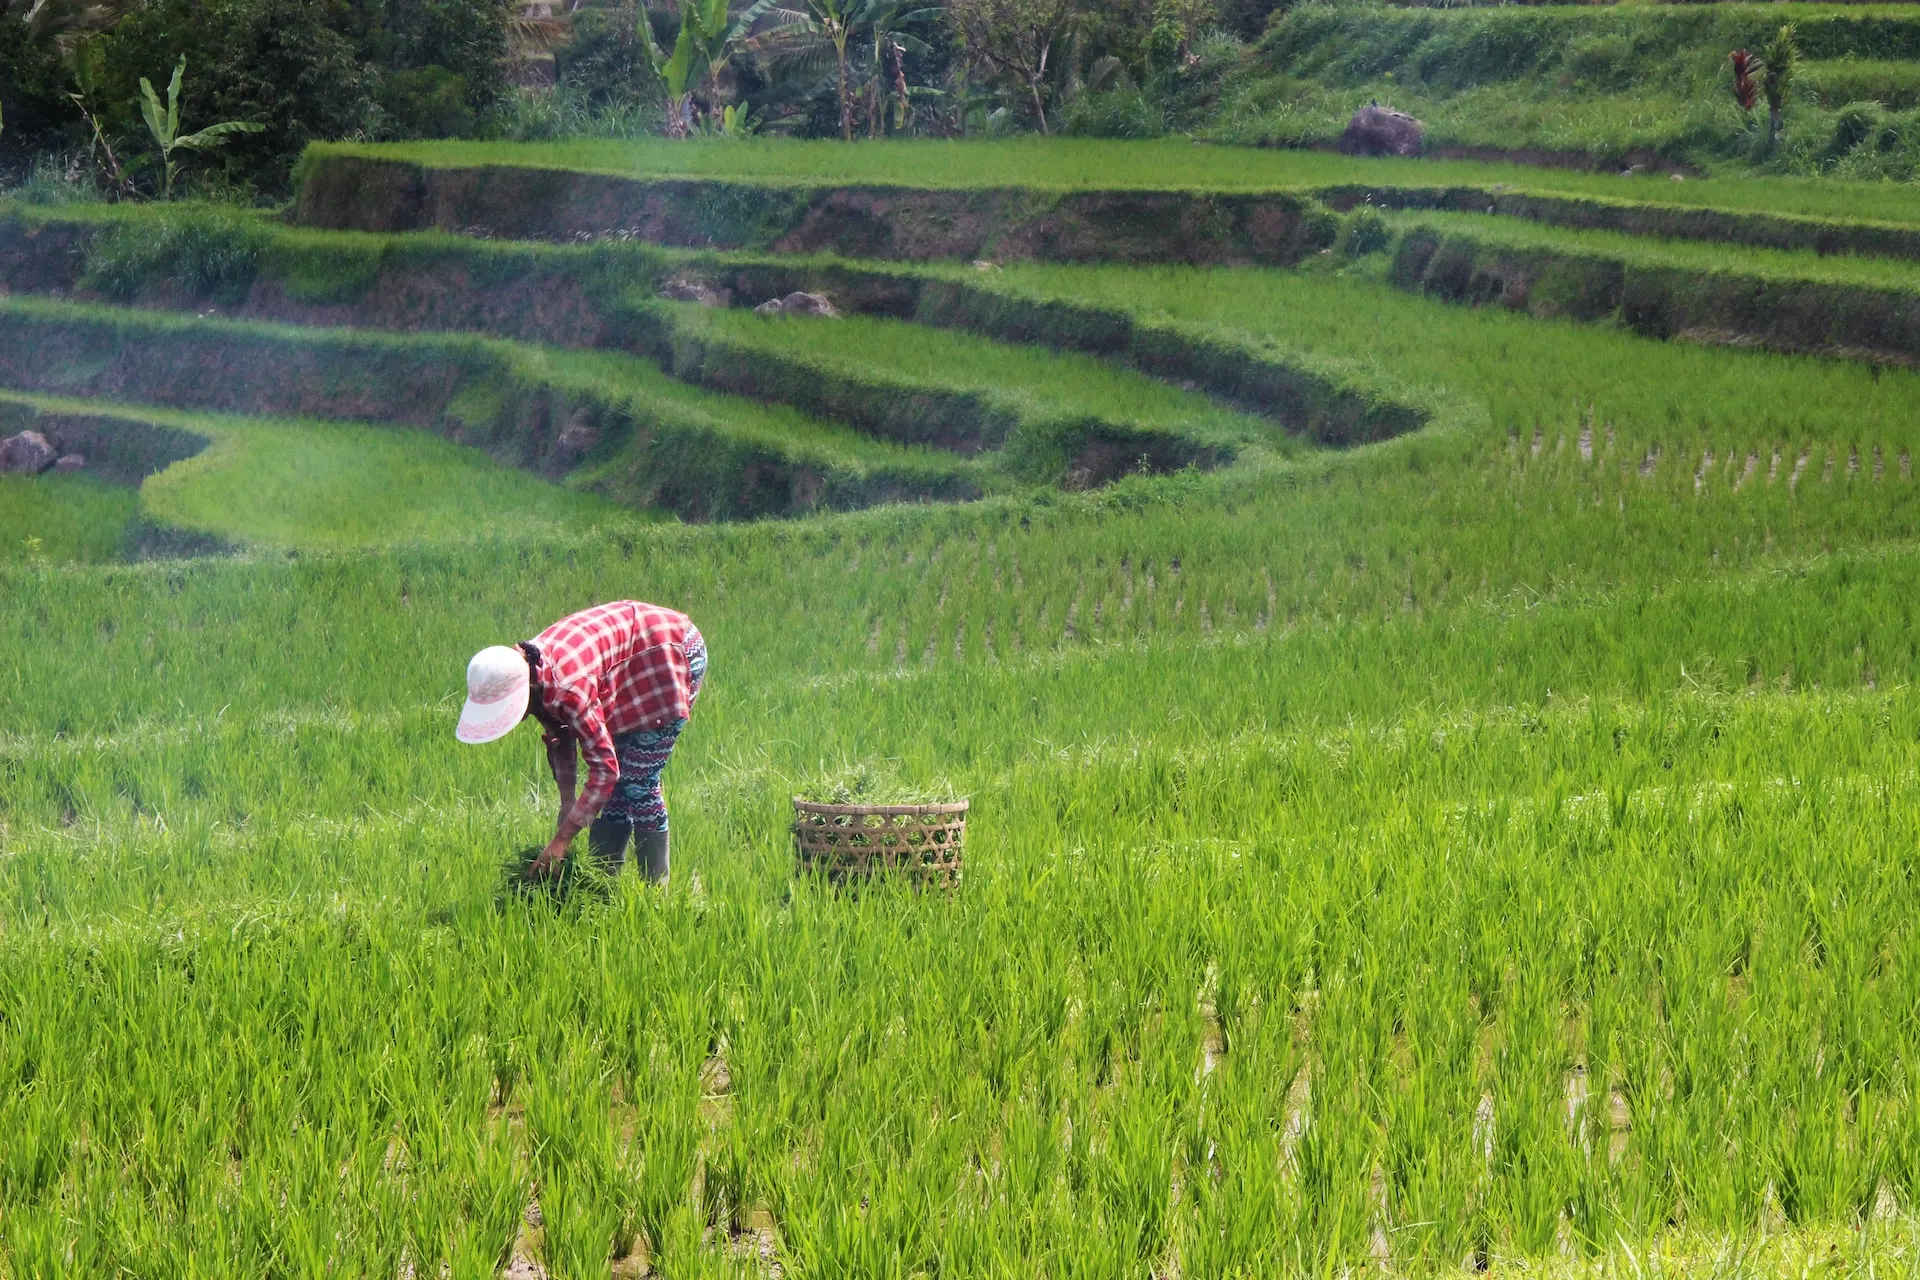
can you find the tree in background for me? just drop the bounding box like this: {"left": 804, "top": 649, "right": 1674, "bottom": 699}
{"left": 1148, "top": 0, "right": 1215, "bottom": 66}
{"left": 744, "top": 0, "right": 933, "bottom": 141}
{"left": 1760, "top": 23, "right": 1796, "bottom": 149}
{"left": 137, "top": 55, "right": 261, "bottom": 196}
{"left": 947, "top": 0, "right": 1080, "bottom": 134}
{"left": 7, "top": 0, "right": 510, "bottom": 193}
{"left": 95, "top": 0, "right": 367, "bottom": 191}
{"left": 641, "top": 0, "right": 759, "bottom": 136}
{"left": 863, "top": 3, "right": 932, "bottom": 136}
{"left": 2, "top": 0, "right": 127, "bottom": 166}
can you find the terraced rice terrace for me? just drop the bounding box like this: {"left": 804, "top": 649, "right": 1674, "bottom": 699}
{"left": 5, "top": 138, "right": 1920, "bottom": 1276}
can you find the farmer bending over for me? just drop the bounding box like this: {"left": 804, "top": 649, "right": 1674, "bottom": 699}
{"left": 456, "top": 601, "right": 707, "bottom": 883}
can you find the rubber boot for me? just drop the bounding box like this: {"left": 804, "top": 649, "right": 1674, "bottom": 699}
{"left": 588, "top": 814, "right": 633, "bottom": 874}
{"left": 635, "top": 828, "right": 670, "bottom": 885}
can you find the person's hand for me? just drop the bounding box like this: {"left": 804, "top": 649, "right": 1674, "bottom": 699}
{"left": 527, "top": 834, "right": 571, "bottom": 879}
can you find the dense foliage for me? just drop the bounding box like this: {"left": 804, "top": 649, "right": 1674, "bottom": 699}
{"left": 2, "top": 0, "right": 1268, "bottom": 195}
{"left": 2, "top": 0, "right": 511, "bottom": 193}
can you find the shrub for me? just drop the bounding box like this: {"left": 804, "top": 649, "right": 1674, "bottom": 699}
{"left": 97, "top": 0, "right": 371, "bottom": 194}
{"left": 1827, "top": 100, "right": 1878, "bottom": 157}
{"left": 1560, "top": 34, "right": 1634, "bottom": 91}
{"left": 80, "top": 0, "right": 510, "bottom": 193}
{"left": 80, "top": 209, "right": 273, "bottom": 303}
{"left": 1800, "top": 58, "right": 1920, "bottom": 111}
{"left": 553, "top": 5, "right": 660, "bottom": 110}
{"left": 2, "top": 153, "right": 101, "bottom": 204}
{"left": 1337, "top": 205, "right": 1390, "bottom": 259}
{"left": 1061, "top": 88, "right": 1167, "bottom": 139}
{"left": 377, "top": 0, "right": 511, "bottom": 125}
{"left": 378, "top": 65, "right": 476, "bottom": 138}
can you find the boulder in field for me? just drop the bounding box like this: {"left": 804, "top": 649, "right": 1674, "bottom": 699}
{"left": 755, "top": 291, "right": 840, "bottom": 318}
{"left": 54, "top": 454, "right": 86, "bottom": 472}
{"left": 1338, "top": 105, "right": 1425, "bottom": 158}
{"left": 0, "top": 430, "right": 56, "bottom": 475}
{"left": 658, "top": 279, "right": 730, "bottom": 307}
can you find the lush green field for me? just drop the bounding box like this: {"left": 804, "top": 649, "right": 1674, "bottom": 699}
{"left": 961, "top": 256, "right": 1920, "bottom": 446}
{"left": 10, "top": 140, "right": 1920, "bottom": 1278}
{"left": 1379, "top": 208, "right": 1920, "bottom": 287}
{"left": 645, "top": 302, "right": 1294, "bottom": 461}
{"left": 303, "top": 136, "right": 1920, "bottom": 226}
{"left": 0, "top": 392, "right": 645, "bottom": 559}
{"left": 1221, "top": 2, "right": 1920, "bottom": 179}
{"left": 0, "top": 471, "right": 140, "bottom": 563}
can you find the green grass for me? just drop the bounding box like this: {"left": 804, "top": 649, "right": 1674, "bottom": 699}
{"left": 0, "top": 391, "right": 641, "bottom": 554}
{"left": 0, "top": 296, "right": 988, "bottom": 518}
{"left": 1802, "top": 57, "right": 1920, "bottom": 109}
{"left": 139, "top": 410, "right": 637, "bottom": 551}
{"left": 1390, "top": 207, "right": 1920, "bottom": 286}
{"left": 301, "top": 136, "right": 1920, "bottom": 227}
{"left": 537, "top": 344, "right": 977, "bottom": 477}
{"left": 1220, "top": 2, "right": 1920, "bottom": 179}
{"left": 0, "top": 471, "right": 140, "bottom": 563}
{"left": 649, "top": 300, "right": 1296, "bottom": 458}
{"left": 8, "top": 382, "right": 1920, "bottom": 1271}
{"left": 18, "top": 146, "right": 1920, "bottom": 1276}
{"left": 968, "top": 256, "right": 1920, "bottom": 442}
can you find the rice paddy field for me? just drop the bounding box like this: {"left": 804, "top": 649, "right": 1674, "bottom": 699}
{"left": 7, "top": 140, "right": 1920, "bottom": 1278}
{"left": 304, "top": 136, "right": 1920, "bottom": 224}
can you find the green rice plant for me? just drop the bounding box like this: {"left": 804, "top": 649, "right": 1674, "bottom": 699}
{"left": 14, "top": 148, "right": 1920, "bottom": 1277}
{"left": 1801, "top": 58, "right": 1920, "bottom": 110}
{"left": 0, "top": 298, "right": 987, "bottom": 522}
{"left": 289, "top": 134, "right": 1920, "bottom": 224}
{"left": 637, "top": 300, "right": 1293, "bottom": 474}
{"left": 0, "top": 473, "right": 140, "bottom": 563}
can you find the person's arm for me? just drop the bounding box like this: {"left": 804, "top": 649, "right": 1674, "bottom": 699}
{"left": 529, "top": 701, "right": 617, "bottom": 877}
{"left": 544, "top": 730, "right": 578, "bottom": 828}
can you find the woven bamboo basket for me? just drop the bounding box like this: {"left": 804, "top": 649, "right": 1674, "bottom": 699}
{"left": 792, "top": 798, "right": 967, "bottom": 890}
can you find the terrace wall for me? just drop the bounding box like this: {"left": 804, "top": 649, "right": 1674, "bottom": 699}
{"left": 291, "top": 154, "right": 1340, "bottom": 266}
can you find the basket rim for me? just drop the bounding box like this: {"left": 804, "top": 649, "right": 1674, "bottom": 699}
{"left": 793, "top": 798, "right": 970, "bottom": 817}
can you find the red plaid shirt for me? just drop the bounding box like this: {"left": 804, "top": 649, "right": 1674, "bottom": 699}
{"left": 531, "top": 601, "right": 701, "bottom": 827}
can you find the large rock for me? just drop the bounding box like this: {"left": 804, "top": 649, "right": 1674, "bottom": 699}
{"left": 754, "top": 291, "right": 840, "bottom": 318}
{"left": 0, "top": 430, "right": 57, "bottom": 475}
{"left": 1338, "top": 105, "right": 1425, "bottom": 158}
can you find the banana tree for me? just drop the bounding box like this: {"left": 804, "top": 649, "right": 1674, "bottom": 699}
{"left": 744, "top": 0, "right": 932, "bottom": 141}
{"left": 138, "top": 56, "right": 262, "bottom": 198}
{"left": 640, "top": 0, "right": 760, "bottom": 138}
{"left": 864, "top": 3, "right": 934, "bottom": 136}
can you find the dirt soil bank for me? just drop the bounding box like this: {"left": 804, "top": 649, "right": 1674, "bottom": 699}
{"left": 292, "top": 155, "right": 1339, "bottom": 266}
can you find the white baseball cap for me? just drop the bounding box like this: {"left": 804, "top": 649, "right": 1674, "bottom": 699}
{"left": 456, "top": 645, "right": 531, "bottom": 744}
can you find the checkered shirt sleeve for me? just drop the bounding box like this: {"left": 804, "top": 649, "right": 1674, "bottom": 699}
{"left": 531, "top": 601, "right": 699, "bottom": 827}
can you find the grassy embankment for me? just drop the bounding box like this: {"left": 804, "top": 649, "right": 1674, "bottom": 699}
{"left": 0, "top": 294, "right": 986, "bottom": 521}
{"left": 0, "top": 391, "right": 637, "bottom": 559}
{"left": 1373, "top": 208, "right": 1920, "bottom": 360}
{"left": 1217, "top": 3, "right": 1920, "bottom": 177}
{"left": 2, "top": 204, "right": 1317, "bottom": 502}
{"left": 298, "top": 134, "right": 1920, "bottom": 226}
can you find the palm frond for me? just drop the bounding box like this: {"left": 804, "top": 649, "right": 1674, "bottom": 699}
{"left": 508, "top": 12, "right": 569, "bottom": 52}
